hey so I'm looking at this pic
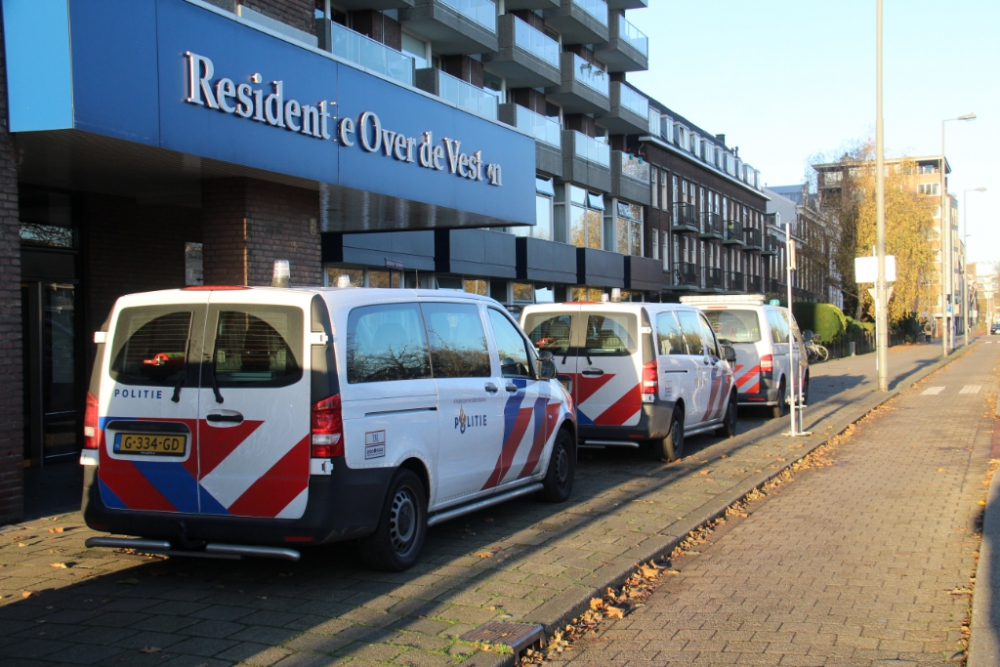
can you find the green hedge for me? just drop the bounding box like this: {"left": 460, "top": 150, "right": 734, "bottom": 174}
{"left": 846, "top": 316, "right": 875, "bottom": 335}
{"left": 792, "top": 302, "right": 847, "bottom": 344}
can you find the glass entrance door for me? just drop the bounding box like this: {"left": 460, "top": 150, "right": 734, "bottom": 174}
{"left": 22, "top": 282, "right": 79, "bottom": 465}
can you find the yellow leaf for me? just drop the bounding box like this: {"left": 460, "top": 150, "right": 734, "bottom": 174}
{"left": 589, "top": 598, "right": 604, "bottom": 611}
{"left": 21, "top": 590, "right": 36, "bottom": 598}
{"left": 47, "top": 527, "right": 64, "bottom": 534}
{"left": 476, "top": 552, "right": 493, "bottom": 559}
{"left": 605, "top": 606, "right": 625, "bottom": 619}
{"left": 49, "top": 563, "right": 69, "bottom": 569}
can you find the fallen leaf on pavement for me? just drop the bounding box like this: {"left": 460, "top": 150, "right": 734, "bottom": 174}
{"left": 589, "top": 598, "right": 604, "bottom": 611}
{"left": 476, "top": 552, "right": 493, "bottom": 559}
{"left": 139, "top": 646, "right": 161, "bottom": 654}
{"left": 47, "top": 527, "right": 64, "bottom": 534}
{"left": 21, "top": 590, "right": 37, "bottom": 598}
{"left": 50, "top": 563, "right": 69, "bottom": 569}
{"left": 605, "top": 606, "right": 625, "bottom": 619}
{"left": 699, "top": 470, "right": 710, "bottom": 475}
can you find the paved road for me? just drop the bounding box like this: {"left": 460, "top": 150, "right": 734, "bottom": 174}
{"left": 0, "top": 341, "right": 965, "bottom": 667}
{"left": 559, "top": 341, "right": 998, "bottom": 666}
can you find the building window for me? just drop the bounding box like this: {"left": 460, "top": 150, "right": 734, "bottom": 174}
{"left": 919, "top": 182, "right": 941, "bottom": 196}
{"left": 512, "top": 283, "right": 534, "bottom": 302}
{"left": 401, "top": 32, "right": 429, "bottom": 69}
{"left": 651, "top": 169, "right": 659, "bottom": 209}
{"left": 560, "top": 185, "right": 604, "bottom": 249}
{"left": 464, "top": 279, "right": 488, "bottom": 295}
{"left": 614, "top": 201, "right": 643, "bottom": 256}
{"left": 651, "top": 228, "right": 659, "bottom": 260}
{"left": 19, "top": 187, "right": 74, "bottom": 248}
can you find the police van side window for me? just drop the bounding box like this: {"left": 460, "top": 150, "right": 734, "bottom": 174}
{"left": 110, "top": 308, "right": 193, "bottom": 386}
{"left": 656, "top": 312, "right": 687, "bottom": 355}
{"left": 488, "top": 309, "right": 534, "bottom": 378}
{"left": 768, "top": 310, "right": 789, "bottom": 344}
{"left": 698, "top": 314, "right": 722, "bottom": 359}
{"left": 675, "top": 310, "right": 705, "bottom": 356}
{"left": 213, "top": 307, "right": 303, "bottom": 387}
{"left": 347, "top": 303, "right": 431, "bottom": 383}
{"left": 421, "top": 302, "right": 491, "bottom": 378}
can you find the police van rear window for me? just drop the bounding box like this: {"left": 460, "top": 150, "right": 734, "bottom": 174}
{"left": 523, "top": 313, "right": 572, "bottom": 354}
{"left": 213, "top": 307, "right": 303, "bottom": 387}
{"left": 704, "top": 309, "right": 762, "bottom": 344}
{"left": 109, "top": 309, "right": 192, "bottom": 386}
{"left": 584, "top": 313, "right": 637, "bottom": 356}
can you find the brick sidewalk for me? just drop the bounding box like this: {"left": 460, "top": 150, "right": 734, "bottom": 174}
{"left": 558, "top": 342, "right": 999, "bottom": 666}
{"left": 0, "top": 342, "right": 964, "bottom": 667}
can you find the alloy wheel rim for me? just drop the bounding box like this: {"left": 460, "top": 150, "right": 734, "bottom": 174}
{"left": 389, "top": 488, "right": 417, "bottom": 554}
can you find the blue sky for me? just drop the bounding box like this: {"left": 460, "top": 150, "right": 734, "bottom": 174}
{"left": 629, "top": 0, "right": 1000, "bottom": 265}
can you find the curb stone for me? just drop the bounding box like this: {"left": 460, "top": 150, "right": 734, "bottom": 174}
{"left": 484, "top": 343, "right": 978, "bottom": 666}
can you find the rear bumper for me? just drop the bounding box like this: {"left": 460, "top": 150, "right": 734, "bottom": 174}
{"left": 737, "top": 374, "right": 780, "bottom": 406}
{"left": 578, "top": 402, "right": 674, "bottom": 443}
{"left": 81, "top": 458, "right": 393, "bottom": 547}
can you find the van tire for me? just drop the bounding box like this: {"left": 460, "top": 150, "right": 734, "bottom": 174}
{"left": 654, "top": 408, "right": 685, "bottom": 461}
{"left": 540, "top": 428, "right": 575, "bottom": 503}
{"left": 358, "top": 469, "right": 427, "bottom": 572}
{"left": 715, "top": 391, "right": 738, "bottom": 438}
{"left": 771, "top": 379, "right": 787, "bottom": 419}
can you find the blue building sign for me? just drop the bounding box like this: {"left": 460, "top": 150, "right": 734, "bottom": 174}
{"left": 2, "top": 0, "right": 536, "bottom": 229}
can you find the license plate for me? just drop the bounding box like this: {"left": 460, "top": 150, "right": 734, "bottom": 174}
{"left": 115, "top": 433, "right": 187, "bottom": 457}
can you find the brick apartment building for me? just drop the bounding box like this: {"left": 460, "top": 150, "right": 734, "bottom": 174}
{"left": 0, "top": 0, "right": 783, "bottom": 522}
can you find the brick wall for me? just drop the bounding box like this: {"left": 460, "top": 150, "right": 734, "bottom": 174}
{"left": 0, "top": 10, "right": 23, "bottom": 524}
{"left": 239, "top": 0, "right": 315, "bottom": 35}
{"left": 203, "top": 178, "right": 321, "bottom": 287}
{"left": 82, "top": 194, "right": 202, "bottom": 358}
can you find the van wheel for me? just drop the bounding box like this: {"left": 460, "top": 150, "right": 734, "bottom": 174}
{"left": 715, "top": 392, "right": 738, "bottom": 438}
{"left": 653, "top": 408, "right": 685, "bottom": 461}
{"left": 358, "top": 469, "right": 427, "bottom": 572}
{"left": 771, "top": 379, "right": 788, "bottom": 419}
{"left": 540, "top": 429, "right": 575, "bottom": 503}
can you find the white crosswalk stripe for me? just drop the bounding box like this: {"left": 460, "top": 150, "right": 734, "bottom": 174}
{"left": 921, "top": 386, "right": 945, "bottom": 396}
{"left": 960, "top": 385, "right": 982, "bottom": 394}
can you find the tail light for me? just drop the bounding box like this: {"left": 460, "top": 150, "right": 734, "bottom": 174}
{"left": 83, "top": 392, "right": 100, "bottom": 450}
{"left": 642, "top": 361, "right": 658, "bottom": 403}
{"left": 760, "top": 354, "right": 773, "bottom": 375}
{"left": 311, "top": 395, "right": 343, "bottom": 458}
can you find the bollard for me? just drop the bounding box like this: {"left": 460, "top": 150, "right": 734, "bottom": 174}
{"left": 849, "top": 341, "right": 856, "bottom": 356}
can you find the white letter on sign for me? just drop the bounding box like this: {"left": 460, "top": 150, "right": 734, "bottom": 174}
{"left": 185, "top": 52, "right": 219, "bottom": 109}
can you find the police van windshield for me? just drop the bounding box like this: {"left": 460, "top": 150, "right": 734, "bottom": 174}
{"left": 704, "top": 309, "right": 762, "bottom": 344}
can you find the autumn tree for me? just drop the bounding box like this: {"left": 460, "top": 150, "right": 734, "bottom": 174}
{"left": 815, "top": 141, "right": 935, "bottom": 323}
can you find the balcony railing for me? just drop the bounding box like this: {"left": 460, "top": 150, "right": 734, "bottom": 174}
{"left": 700, "top": 212, "right": 722, "bottom": 239}
{"left": 747, "top": 275, "right": 762, "bottom": 293}
{"left": 618, "top": 84, "right": 649, "bottom": 119}
{"left": 729, "top": 271, "right": 745, "bottom": 292}
{"left": 619, "top": 152, "right": 649, "bottom": 182}
{"left": 514, "top": 16, "right": 559, "bottom": 67}
{"left": 571, "top": 54, "right": 609, "bottom": 96}
{"left": 617, "top": 15, "right": 648, "bottom": 56}
{"left": 573, "top": 131, "right": 610, "bottom": 167}
{"left": 439, "top": 0, "right": 497, "bottom": 31}
{"left": 675, "top": 261, "right": 698, "bottom": 285}
{"left": 743, "top": 227, "right": 762, "bottom": 249}
{"left": 439, "top": 69, "right": 498, "bottom": 119}
{"left": 762, "top": 236, "right": 779, "bottom": 254}
{"left": 332, "top": 22, "right": 414, "bottom": 86}
{"left": 705, "top": 267, "right": 724, "bottom": 288}
{"left": 515, "top": 105, "right": 561, "bottom": 148}
{"left": 573, "top": 0, "right": 608, "bottom": 26}
{"left": 672, "top": 203, "right": 698, "bottom": 231}
{"left": 724, "top": 221, "right": 744, "bottom": 244}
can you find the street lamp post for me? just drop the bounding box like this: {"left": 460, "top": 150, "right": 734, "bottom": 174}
{"left": 875, "top": 0, "right": 888, "bottom": 391}
{"left": 963, "top": 187, "right": 987, "bottom": 347}
{"left": 941, "top": 113, "right": 975, "bottom": 355}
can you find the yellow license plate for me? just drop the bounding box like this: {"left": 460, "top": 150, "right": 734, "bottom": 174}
{"left": 117, "top": 433, "right": 187, "bottom": 457}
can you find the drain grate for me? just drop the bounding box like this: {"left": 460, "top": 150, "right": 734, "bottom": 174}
{"left": 461, "top": 621, "right": 544, "bottom": 656}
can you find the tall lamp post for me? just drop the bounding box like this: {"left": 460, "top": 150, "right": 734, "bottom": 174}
{"left": 875, "top": 0, "right": 888, "bottom": 390}
{"left": 941, "top": 113, "right": 976, "bottom": 355}
{"left": 963, "top": 187, "right": 987, "bottom": 347}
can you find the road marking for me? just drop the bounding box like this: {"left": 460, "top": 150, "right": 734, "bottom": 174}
{"left": 960, "top": 385, "right": 981, "bottom": 395}
{"left": 921, "top": 386, "right": 945, "bottom": 396}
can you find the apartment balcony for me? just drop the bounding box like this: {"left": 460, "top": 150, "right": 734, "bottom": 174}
{"left": 516, "top": 236, "right": 577, "bottom": 284}
{"left": 672, "top": 203, "right": 699, "bottom": 233}
{"left": 328, "top": 0, "right": 414, "bottom": 10}
{"left": 765, "top": 278, "right": 779, "bottom": 293}
{"left": 505, "top": 0, "right": 558, "bottom": 9}
{"left": 415, "top": 68, "right": 498, "bottom": 120}
{"left": 543, "top": 0, "right": 609, "bottom": 45}
{"left": 562, "top": 130, "right": 611, "bottom": 193}
{"left": 483, "top": 15, "right": 560, "bottom": 88}
{"left": 399, "top": 0, "right": 498, "bottom": 56}
{"left": 723, "top": 220, "right": 745, "bottom": 246}
{"left": 608, "top": 0, "right": 647, "bottom": 9}
{"left": 331, "top": 22, "right": 414, "bottom": 86}
{"left": 674, "top": 261, "right": 698, "bottom": 287}
{"left": 743, "top": 227, "right": 762, "bottom": 251}
{"left": 596, "top": 82, "right": 648, "bottom": 135}
{"left": 577, "top": 246, "right": 625, "bottom": 288}
{"left": 761, "top": 235, "right": 779, "bottom": 255}
{"left": 499, "top": 103, "right": 562, "bottom": 177}
{"left": 747, "top": 275, "right": 762, "bottom": 293}
{"left": 625, "top": 255, "right": 663, "bottom": 292}
{"left": 729, "top": 271, "right": 745, "bottom": 292}
{"left": 704, "top": 267, "right": 724, "bottom": 290}
{"left": 546, "top": 53, "right": 610, "bottom": 115}
{"left": 594, "top": 12, "right": 648, "bottom": 72}
{"left": 700, "top": 213, "right": 723, "bottom": 240}
{"left": 611, "top": 150, "right": 650, "bottom": 205}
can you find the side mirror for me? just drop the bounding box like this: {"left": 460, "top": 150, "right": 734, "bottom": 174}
{"left": 539, "top": 359, "right": 558, "bottom": 380}
{"left": 537, "top": 350, "right": 553, "bottom": 360}
{"left": 723, "top": 345, "right": 737, "bottom": 363}
{"left": 802, "top": 329, "right": 814, "bottom": 342}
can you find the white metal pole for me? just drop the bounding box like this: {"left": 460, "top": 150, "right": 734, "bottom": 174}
{"left": 875, "top": 0, "right": 888, "bottom": 391}
{"left": 786, "top": 222, "right": 796, "bottom": 435}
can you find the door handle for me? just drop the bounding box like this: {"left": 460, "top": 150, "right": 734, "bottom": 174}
{"left": 505, "top": 383, "right": 518, "bottom": 393}
{"left": 581, "top": 368, "right": 604, "bottom": 377}
{"left": 206, "top": 412, "right": 244, "bottom": 424}
{"left": 485, "top": 382, "right": 499, "bottom": 394}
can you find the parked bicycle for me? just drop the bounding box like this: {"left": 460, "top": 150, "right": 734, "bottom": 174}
{"left": 803, "top": 330, "right": 829, "bottom": 362}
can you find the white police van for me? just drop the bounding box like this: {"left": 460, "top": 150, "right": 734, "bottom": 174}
{"left": 680, "top": 295, "right": 808, "bottom": 418}
{"left": 520, "top": 302, "right": 737, "bottom": 461}
{"left": 81, "top": 286, "right": 575, "bottom": 570}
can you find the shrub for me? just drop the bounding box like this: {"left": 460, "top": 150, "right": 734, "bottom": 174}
{"left": 845, "top": 316, "right": 875, "bottom": 335}
{"left": 792, "top": 302, "right": 847, "bottom": 344}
